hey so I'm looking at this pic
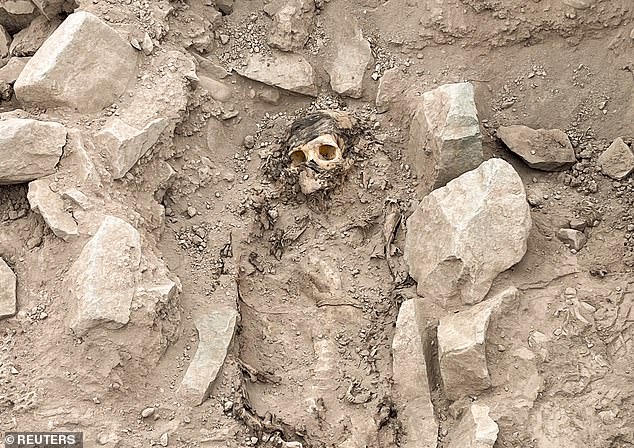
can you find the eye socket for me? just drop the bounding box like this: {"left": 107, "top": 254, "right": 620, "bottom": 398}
{"left": 290, "top": 150, "right": 307, "bottom": 166}
{"left": 318, "top": 145, "right": 337, "bottom": 161}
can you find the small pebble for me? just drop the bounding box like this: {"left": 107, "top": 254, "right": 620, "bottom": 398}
{"left": 141, "top": 407, "right": 155, "bottom": 418}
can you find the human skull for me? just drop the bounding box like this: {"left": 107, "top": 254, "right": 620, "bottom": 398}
{"left": 288, "top": 133, "right": 344, "bottom": 171}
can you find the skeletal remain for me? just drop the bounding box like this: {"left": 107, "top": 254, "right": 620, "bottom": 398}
{"left": 283, "top": 110, "right": 356, "bottom": 194}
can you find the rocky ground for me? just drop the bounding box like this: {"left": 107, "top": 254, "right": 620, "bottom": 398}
{"left": 1, "top": 0, "right": 634, "bottom": 447}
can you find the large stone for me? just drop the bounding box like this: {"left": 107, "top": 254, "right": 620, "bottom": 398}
{"left": 238, "top": 52, "right": 317, "bottom": 96}
{"left": 0, "top": 257, "right": 16, "bottom": 319}
{"left": 0, "top": 23, "right": 10, "bottom": 58}
{"left": 68, "top": 216, "right": 142, "bottom": 336}
{"left": 0, "top": 1, "right": 37, "bottom": 33}
{"left": 497, "top": 125, "right": 576, "bottom": 171}
{"left": 408, "top": 82, "right": 483, "bottom": 188}
{"left": 96, "top": 117, "right": 170, "bottom": 179}
{"left": 392, "top": 299, "right": 438, "bottom": 448}
{"left": 404, "top": 159, "right": 531, "bottom": 307}
{"left": 437, "top": 287, "right": 518, "bottom": 401}
{"left": 14, "top": 11, "right": 138, "bottom": 112}
{"left": 597, "top": 137, "right": 634, "bottom": 180}
{"left": 27, "top": 177, "right": 78, "bottom": 241}
{"left": 9, "top": 14, "right": 61, "bottom": 56}
{"left": 0, "top": 118, "right": 66, "bottom": 184}
{"left": 376, "top": 67, "right": 404, "bottom": 113}
{"left": 447, "top": 405, "right": 498, "bottom": 448}
{"left": 267, "top": 0, "right": 315, "bottom": 52}
{"left": 327, "top": 25, "right": 372, "bottom": 99}
{"left": 178, "top": 305, "right": 239, "bottom": 406}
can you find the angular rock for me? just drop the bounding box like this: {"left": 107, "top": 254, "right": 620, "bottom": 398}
{"left": 215, "top": 0, "right": 234, "bottom": 15}
{"left": 497, "top": 125, "right": 576, "bottom": 171}
{"left": 267, "top": 0, "right": 315, "bottom": 52}
{"left": 404, "top": 159, "right": 531, "bottom": 307}
{"left": 438, "top": 287, "right": 519, "bottom": 400}
{"left": 0, "top": 118, "right": 66, "bottom": 184}
{"left": 96, "top": 117, "right": 170, "bottom": 179}
{"left": 597, "top": 137, "right": 634, "bottom": 180}
{"left": 0, "top": 1, "right": 37, "bottom": 34}
{"left": 14, "top": 11, "right": 138, "bottom": 112}
{"left": 178, "top": 305, "right": 239, "bottom": 406}
{"left": 9, "top": 14, "right": 60, "bottom": 56}
{"left": 327, "top": 26, "right": 372, "bottom": 98}
{"left": 376, "top": 67, "right": 403, "bottom": 113}
{"left": 0, "top": 23, "right": 10, "bottom": 58}
{"left": 68, "top": 216, "right": 142, "bottom": 336}
{"left": 392, "top": 299, "right": 438, "bottom": 448}
{"left": 447, "top": 405, "right": 498, "bottom": 448}
{"left": 0, "top": 56, "right": 29, "bottom": 100}
{"left": 198, "top": 75, "right": 232, "bottom": 102}
{"left": 408, "top": 82, "right": 483, "bottom": 188}
{"left": 238, "top": 52, "right": 316, "bottom": 96}
{"left": 0, "top": 257, "right": 16, "bottom": 319}
{"left": 557, "top": 228, "right": 587, "bottom": 251}
{"left": 28, "top": 177, "right": 78, "bottom": 241}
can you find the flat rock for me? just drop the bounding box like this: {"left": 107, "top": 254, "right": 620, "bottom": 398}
{"left": 327, "top": 25, "right": 372, "bottom": 98}
{"left": 557, "top": 228, "right": 587, "bottom": 251}
{"left": 178, "top": 305, "right": 239, "bottom": 406}
{"left": 14, "top": 11, "right": 138, "bottom": 112}
{"left": 0, "top": 23, "right": 10, "bottom": 58}
{"left": 404, "top": 159, "right": 531, "bottom": 307}
{"left": 597, "top": 137, "right": 634, "bottom": 180}
{"left": 408, "top": 82, "right": 483, "bottom": 188}
{"left": 96, "top": 117, "right": 170, "bottom": 179}
{"left": 392, "top": 299, "right": 438, "bottom": 448}
{"left": 0, "top": 118, "right": 66, "bottom": 184}
{"left": 447, "top": 404, "right": 498, "bottom": 448}
{"left": 0, "top": 257, "right": 16, "bottom": 319}
{"left": 68, "top": 216, "right": 142, "bottom": 336}
{"left": 438, "top": 287, "right": 519, "bottom": 401}
{"left": 497, "top": 125, "right": 576, "bottom": 171}
{"left": 27, "top": 177, "right": 78, "bottom": 241}
{"left": 267, "top": 0, "right": 315, "bottom": 52}
{"left": 198, "top": 75, "right": 232, "bottom": 102}
{"left": 9, "top": 14, "right": 60, "bottom": 56}
{"left": 238, "top": 52, "right": 316, "bottom": 96}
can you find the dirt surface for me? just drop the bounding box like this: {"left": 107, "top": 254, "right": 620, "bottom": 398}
{"left": 1, "top": 0, "right": 634, "bottom": 447}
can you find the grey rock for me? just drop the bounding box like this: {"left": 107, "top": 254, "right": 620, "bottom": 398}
{"left": 0, "top": 56, "right": 29, "bottom": 99}
{"left": 267, "top": 0, "right": 315, "bottom": 52}
{"left": 27, "top": 177, "right": 78, "bottom": 241}
{"left": 9, "top": 14, "right": 61, "bottom": 57}
{"left": 68, "top": 216, "right": 141, "bottom": 336}
{"left": 597, "top": 137, "right": 634, "bottom": 180}
{"left": 447, "top": 404, "right": 498, "bottom": 448}
{"left": 178, "top": 305, "right": 239, "bottom": 406}
{"left": 96, "top": 117, "right": 170, "bottom": 179}
{"left": 0, "top": 23, "right": 10, "bottom": 58}
{"left": 327, "top": 25, "right": 372, "bottom": 98}
{"left": 557, "top": 228, "right": 587, "bottom": 251}
{"left": 15, "top": 11, "right": 138, "bottom": 112}
{"left": 0, "top": 1, "right": 37, "bottom": 34}
{"left": 404, "top": 159, "right": 531, "bottom": 307}
{"left": 392, "top": 299, "right": 438, "bottom": 448}
{"left": 0, "top": 257, "right": 16, "bottom": 319}
{"left": 198, "top": 75, "right": 232, "bottom": 102}
{"left": 0, "top": 118, "right": 66, "bottom": 184}
{"left": 438, "top": 287, "right": 518, "bottom": 401}
{"left": 497, "top": 125, "right": 576, "bottom": 171}
{"left": 408, "top": 82, "right": 483, "bottom": 188}
{"left": 375, "top": 67, "right": 403, "bottom": 113}
{"left": 569, "top": 218, "right": 587, "bottom": 231}
{"left": 215, "top": 0, "right": 234, "bottom": 15}
{"left": 238, "top": 52, "right": 316, "bottom": 96}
